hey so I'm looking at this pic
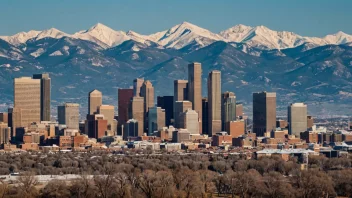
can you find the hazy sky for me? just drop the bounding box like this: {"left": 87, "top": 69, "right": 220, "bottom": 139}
{"left": 1, "top": 0, "right": 351, "bottom": 36}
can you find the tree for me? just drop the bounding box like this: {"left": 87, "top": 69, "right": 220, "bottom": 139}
{"left": 16, "top": 172, "right": 39, "bottom": 198}
{"left": 40, "top": 180, "right": 70, "bottom": 198}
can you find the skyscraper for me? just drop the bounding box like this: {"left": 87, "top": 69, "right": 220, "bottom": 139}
{"left": 188, "top": 62, "right": 202, "bottom": 133}
{"left": 148, "top": 107, "right": 166, "bottom": 135}
{"left": 118, "top": 88, "right": 133, "bottom": 134}
{"left": 33, "top": 73, "right": 51, "bottom": 121}
{"left": 202, "top": 98, "right": 209, "bottom": 135}
{"left": 88, "top": 89, "right": 102, "bottom": 115}
{"left": 236, "top": 103, "right": 244, "bottom": 118}
{"left": 157, "top": 96, "right": 173, "bottom": 126}
{"left": 288, "top": 103, "right": 308, "bottom": 138}
{"left": 253, "top": 92, "right": 276, "bottom": 137}
{"left": 13, "top": 77, "right": 41, "bottom": 136}
{"left": 221, "top": 92, "right": 236, "bottom": 131}
{"left": 174, "top": 101, "right": 193, "bottom": 128}
{"left": 129, "top": 96, "right": 144, "bottom": 137}
{"left": 86, "top": 114, "right": 107, "bottom": 139}
{"left": 98, "top": 105, "right": 115, "bottom": 131}
{"left": 0, "top": 122, "right": 10, "bottom": 144}
{"left": 133, "top": 78, "right": 144, "bottom": 97}
{"left": 174, "top": 80, "right": 188, "bottom": 123}
{"left": 124, "top": 119, "right": 139, "bottom": 139}
{"left": 183, "top": 109, "right": 199, "bottom": 134}
{"left": 208, "top": 70, "right": 221, "bottom": 136}
{"left": 140, "top": 80, "right": 154, "bottom": 113}
{"left": 58, "top": 103, "right": 80, "bottom": 130}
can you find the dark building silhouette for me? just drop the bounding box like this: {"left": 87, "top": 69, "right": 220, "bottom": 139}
{"left": 118, "top": 88, "right": 133, "bottom": 135}
{"left": 253, "top": 92, "right": 276, "bottom": 137}
{"left": 202, "top": 98, "right": 209, "bottom": 135}
{"left": 157, "top": 96, "right": 174, "bottom": 126}
{"left": 33, "top": 73, "right": 51, "bottom": 121}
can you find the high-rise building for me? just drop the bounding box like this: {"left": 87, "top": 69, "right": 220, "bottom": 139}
{"left": 86, "top": 114, "right": 107, "bottom": 139}
{"left": 202, "top": 98, "right": 209, "bottom": 135}
{"left": 0, "top": 113, "right": 8, "bottom": 124}
{"left": 148, "top": 107, "right": 166, "bottom": 135}
{"left": 118, "top": 88, "right": 133, "bottom": 134}
{"left": 88, "top": 89, "right": 102, "bottom": 115}
{"left": 172, "top": 129, "right": 191, "bottom": 143}
{"left": 226, "top": 120, "right": 245, "bottom": 138}
{"left": 188, "top": 62, "right": 202, "bottom": 133}
{"left": 33, "top": 73, "right": 51, "bottom": 121}
{"left": 253, "top": 92, "right": 276, "bottom": 137}
{"left": 98, "top": 105, "right": 115, "bottom": 131}
{"left": 133, "top": 78, "right": 144, "bottom": 97}
{"left": 174, "top": 101, "right": 192, "bottom": 128}
{"left": 124, "top": 119, "right": 139, "bottom": 139}
{"left": 58, "top": 103, "right": 80, "bottom": 130}
{"left": 13, "top": 77, "right": 41, "bottom": 137}
{"left": 208, "top": 70, "right": 221, "bottom": 136}
{"left": 222, "top": 92, "right": 236, "bottom": 131}
{"left": 140, "top": 80, "right": 154, "bottom": 132}
{"left": 129, "top": 96, "right": 144, "bottom": 137}
{"left": 0, "top": 122, "right": 11, "bottom": 144}
{"left": 174, "top": 80, "right": 188, "bottom": 125}
{"left": 157, "top": 96, "right": 173, "bottom": 126}
{"left": 236, "top": 103, "right": 244, "bottom": 118}
{"left": 183, "top": 109, "right": 199, "bottom": 134}
{"left": 288, "top": 103, "right": 308, "bottom": 138}
{"left": 307, "top": 116, "right": 314, "bottom": 129}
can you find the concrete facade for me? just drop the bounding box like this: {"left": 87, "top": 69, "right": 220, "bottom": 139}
{"left": 188, "top": 63, "right": 202, "bottom": 133}
{"left": 88, "top": 89, "right": 102, "bottom": 115}
{"left": 129, "top": 96, "right": 144, "bottom": 137}
{"left": 288, "top": 103, "right": 308, "bottom": 138}
{"left": 33, "top": 73, "right": 51, "bottom": 121}
{"left": 148, "top": 107, "right": 166, "bottom": 135}
{"left": 174, "top": 101, "right": 192, "bottom": 129}
{"left": 208, "top": 70, "right": 221, "bottom": 136}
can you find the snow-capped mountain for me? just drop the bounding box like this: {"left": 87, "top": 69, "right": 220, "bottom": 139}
{"left": 0, "top": 30, "right": 41, "bottom": 46}
{"left": 72, "top": 23, "right": 130, "bottom": 48}
{"left": 150, "top": 22, "right": 223, "bottom": 49}
{"left": 1, "top": 21, "right": 352, "bottom": 52}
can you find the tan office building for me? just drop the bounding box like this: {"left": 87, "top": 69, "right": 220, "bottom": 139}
{"left": 0, "top": 122, "right": 11, "bottom": 144}
{"left": 188, "top": 62, "right": 202, "bottom": 133}
{"left": 58, "top": 103, "right": 80, "bottom": 130}
{"left": 140, "top": 80, "right": 154, "bottom": 114}
{"left": 208, "top": 70, "right": 222, "bottom": 136}
{"left": 288, "top": 103, "right": 308, "bottom": 138}
{"left": 88, "top": 89, "right": 102, "bottom": 115}
{"left": 13, "top": 77, "right": 41, "bottom": 136}
{"left": 174, "top": 80, "right": 188, "bottom": 120}
{"left": 33, "top": 73, "right": 51, "bottom": 121}
{"left": 133, "top": 78, "right": 144, "bottom": 97}
{"left": 174, "top": 101, "right": 192, "bottom": 129}
{"left": 98, "top": 105, "right": 115, "bottom": 131}
{"left": 129, "top": 97, "right": 144, "bottom": 137}
{"left": 148, "top": 107, "right": 166, "bottom": 135}
{"left": 183, "top": 109, "right": 199, "bottom": 135}
{"left": 222, "top": 92, "right": 236, "bottom": 131}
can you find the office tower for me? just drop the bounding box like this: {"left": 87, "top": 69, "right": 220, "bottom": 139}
{"left": 202, "top": 98, "right": 209, "bottom": 135}
{"left": 183, "top": 109, "right": 199, "bottom": 134}
{"left": 133, "top": 78, "right": 144, "bottom": 97}
{"left": 226, "top": 120, "right": 245, "bottom": 138}
{"left": 124, "top": 119, "right": 139, "bottom": 139}
{"left": 208, "top": 70, "right": 221, "bottom": 136}
{"left": 86, "top": 114, "right": 107, "bottom": 139}
{"left": 222, "top": 92, "right": 236, "bottom": 131}
{"left": 253, "top": 92, "right": 276, "bottom": 137}
{"left": 188, "top": 62, "right": 202, "bottom": 133}
{"left": 174, "top": 80, "right": 188, "bottom": 118}
{"left": 0, "top": 113, "right": 8, "bottom": 124}
{"left": 307, "top": 116, "right": 314, "bottom": 129}
{"left": 148, "top": 107, "right": 166, "bottom": 135}
{"left": 174, "top": 101, "right": 192, "bottom": 128}
{"left": 98, "top": 105, "right": 114, "bottom": 131}
{"left": 33, "top": 73, "right": 51, "bottom": 121}
{"left": 0, "top": 122, "right": 11, "bottom": 144}
{"left": 88, "top": 89, "right": 102, "bottom": 115}
{"left": 236, "top": 103, "right": 244, "bottom": 117}
{"left": 140, "top": 80, "right": 154, "bottom": 132}
{"left": 172, "top": 129, "right": 191, "bottom": 143}
{"left": 129, "top": 97, "right": 144, "bottom": 137}
{"left": 288, "top": 103, "right": 308, "bottom": 138}
{"left": 58, "top": 103, "right": 80, "bottom": 130}
{"left": 140, "top": 80, "right": 154, "bottom": 113}
{"left": 118, "top": 88, "right": 133, "bottom": 134}
{"left": 157, "top": 96, "right": 174, "bottom": 126}
{"left": 13, "top": 77, "right": 41, "bottom": 137}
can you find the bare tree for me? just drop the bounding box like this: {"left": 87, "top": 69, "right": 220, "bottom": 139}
{"left": 16, "top": 172, "right": 39, "bottom": 198}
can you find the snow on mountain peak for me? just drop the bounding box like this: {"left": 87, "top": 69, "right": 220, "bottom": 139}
{"left": 35, "top": 28, "right": 69, "bottom": 40}
{"left": 323, "top": 31, "right": 352, "bottom": 44}
{"left": 0, "top": 30, "right": 41, "bottom": 46}
{"left": 73, "top": 23, "right": 130, "bottom": 48}
{"left": 155, "top": 21, "right": 223, "bottom": 49}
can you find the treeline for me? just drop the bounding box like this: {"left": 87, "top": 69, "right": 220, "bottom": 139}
{"left": 0, "top": 152, "right": 351, "bottom": 197}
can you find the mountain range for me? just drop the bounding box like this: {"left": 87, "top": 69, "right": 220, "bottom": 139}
{"left": 0, "top": 22, "right": 352, "bottom": 117}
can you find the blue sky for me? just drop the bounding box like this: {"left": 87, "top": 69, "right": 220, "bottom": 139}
{"left": 1, "top": 0, "right": 351, "bottom": 36}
